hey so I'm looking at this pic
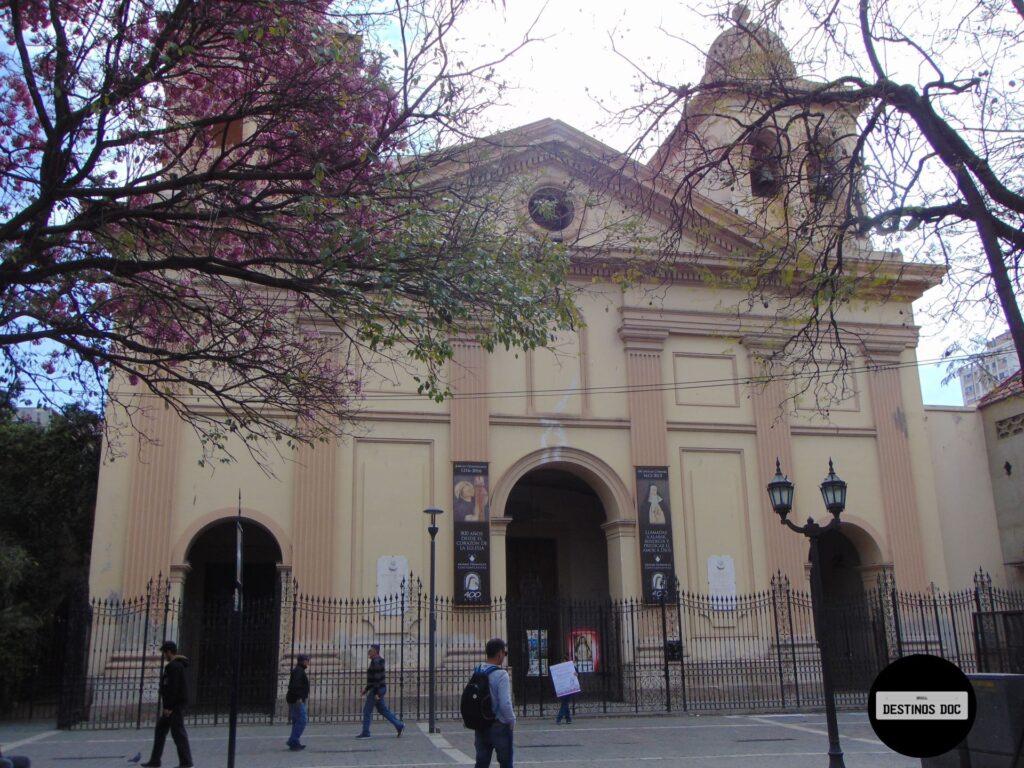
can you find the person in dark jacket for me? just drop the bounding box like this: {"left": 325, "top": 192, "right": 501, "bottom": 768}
{"left": 141, "top": 640, "right": 193, "bottom": 768}
{"left": 285, "top": 654, "right": 311, "bottom": 751}
{"left": 357, "top": 644, "right": 403, "bottom": 738}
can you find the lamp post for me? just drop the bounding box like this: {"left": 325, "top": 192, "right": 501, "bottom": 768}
{"left": 423, "top": 507, "right": 444, "bottom": 734}
{"left": 766, "top": 459, "right": 848, "bottom": 768}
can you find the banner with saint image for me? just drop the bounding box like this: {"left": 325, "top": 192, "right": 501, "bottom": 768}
{"left": 453, "top": 462, "right": 490, "bottom": 605}
{"left": 636, "top": 466, "right": 677, "bottom": 603}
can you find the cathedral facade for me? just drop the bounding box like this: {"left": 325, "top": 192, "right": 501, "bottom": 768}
{"left": 89, "top": 19, "right": 1008, "bottom": 617}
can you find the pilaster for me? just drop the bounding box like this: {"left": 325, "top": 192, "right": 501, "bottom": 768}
{"left": 291, "top": 437, "right": 337, "bottom": 595}
{"left": 619, "top": 328, "right": 669, "bottom": 467}
{"left": 748, "top": 353, "right": 806, "bottom": 583}
{"left": 602, "top": 519, "right": 640, "bottom": 599}
{"left": 123, "top": 404, "right": 182, "bottom": 596}
{"left": 451, "top": 339, "right": 489, "bottom": 461}
{"left": 865, "top": 351, "right": 928, "bottom": 589}
{"left": 489, "top": 516, "right": 512, "bottom": 599}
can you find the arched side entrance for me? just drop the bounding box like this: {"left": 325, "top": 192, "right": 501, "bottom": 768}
{"left": 180, "top": 518, "right": 283, "bottom": 714}
{"left": 814, "top": 522, "right": 888, "bottom": 693}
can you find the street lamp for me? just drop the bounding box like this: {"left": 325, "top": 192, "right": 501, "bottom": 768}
{"left": 423, "top": 507, "right": 444, "bottom": 734}
{"left": 766, "top": 459, "right": 848, "bottom": 768}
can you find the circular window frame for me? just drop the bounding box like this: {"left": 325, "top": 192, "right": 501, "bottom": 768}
{"left": 528, "top": 186, "right": 575, "bottom": 232}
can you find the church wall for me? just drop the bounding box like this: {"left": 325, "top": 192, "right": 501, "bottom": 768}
{"left": 336, "top": 418, "right": 450, "bottom": 596}
{"left": 89, "top": 408, "right": 136, "bottom": 600}
{"left": 663, "top": 336, "right": 753, "bottom": 427}
{"left": 488, "top": 342, "right": 530, "bottom": 418}
{"left": 926, "top": 406, "right": 1008, "bottom": 588}
{"left": 348, "top": 435, "right": 439, "bottom": 596}
{"left": 172, "top": 428, "right": 296, "bottom": 547}
{"left": 671, "top": 439, "right": 759, "bottom": 595}
{"left": 900, "top": 348, "right": 951, "bottom": 589}
{"left": 361, "top": 342, "right": 452, "bottom": 417}
{"left": 790, "top": 434, "right": 887, "bottom": 583}
{"left": 789, "top": 358, "right": 874, "bottom": 431}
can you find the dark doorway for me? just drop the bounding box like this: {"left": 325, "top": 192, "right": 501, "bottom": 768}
{"left": 816, "top": 528, "right": 883, "bottom": 693}
{"left": 180, "top": 519, "right": 282, "bottom": 716}
{"left": 505, "top": 469, "right": 609, "bottom": 601}
{"left": 504, "top": 469, "right": 611, "bottom": 707}
{"left": 507, "top": 538, "right": 558, "bottom": 603}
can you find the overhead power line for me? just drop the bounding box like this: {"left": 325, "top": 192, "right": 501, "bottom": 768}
{"left": 14, "top": 351, "right": 990, "bottom": 405}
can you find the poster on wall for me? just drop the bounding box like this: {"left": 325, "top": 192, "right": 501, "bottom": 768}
{"left": 569, "top": 629, "right": 600, "bottom": 673}
{"left": 526, "top": 629, "right": 549, "bottom": 676}
{"left": 453, "top": 462, "right": 490, "bottom": 605}
{"left": 636, "top": 466, "right": 677, "bottom": 603}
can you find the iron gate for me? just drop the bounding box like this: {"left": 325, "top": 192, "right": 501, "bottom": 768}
{"left": 42, "top": 569, "right": 1024, "bottom": 729}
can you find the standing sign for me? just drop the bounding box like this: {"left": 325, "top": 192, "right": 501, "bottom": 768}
{"left": 453, "top": 462, "right": 490, "bottom": 605}
{"left": 550, "top": 661, "right": 582, "bottom": 697}
{"left": 636, "top": 467, "right": 677, "bottom": 603}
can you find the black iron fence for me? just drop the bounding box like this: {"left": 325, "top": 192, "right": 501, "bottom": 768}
{"left": 6, "top": 570, "right": 1023, "bottom": 728}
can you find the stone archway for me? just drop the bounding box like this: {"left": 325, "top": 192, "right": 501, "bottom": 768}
{"left": 814, "top": 521, "right": 888, "bottom": 692}
{"left": 504, "top": 468, "right": 610, "bottom": 603}
{"left": 491, "top": 448, "right": 637, "bottom": 600}
{"left": 180, "top": 517, "right": 283, "bottom": 714}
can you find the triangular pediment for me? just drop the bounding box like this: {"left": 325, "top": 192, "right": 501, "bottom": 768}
{"left": 418, "top": 118, "right": 772, "bottom": 262}
{"left": 414, "top": 118, "right": 941, "bottom": 298}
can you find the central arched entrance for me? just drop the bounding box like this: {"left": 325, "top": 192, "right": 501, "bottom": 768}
{"left": 505, "top": 468, "right": 610, "bottom": 602}
{"left": 503, "top": 467, "right": 615, "bottom": 706}
{"left": 180, "top": 519, "right": 283, "bottom": 716}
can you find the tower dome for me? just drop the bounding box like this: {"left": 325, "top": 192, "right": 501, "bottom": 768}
{"left": 703, "top": 4, "right": 796, "bottom": 83}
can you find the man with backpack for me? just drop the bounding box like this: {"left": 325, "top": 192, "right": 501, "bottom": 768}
{"left": 462, "top": 637, "right": 515, "bottom": 768}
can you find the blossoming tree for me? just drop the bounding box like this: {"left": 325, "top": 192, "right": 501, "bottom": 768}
{"left": 1, "top": 0, "right": 578, "bottom": 458}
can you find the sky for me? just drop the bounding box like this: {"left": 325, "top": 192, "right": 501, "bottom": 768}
{"left": 449, "top": 0, "right": 970, "bottom": 406}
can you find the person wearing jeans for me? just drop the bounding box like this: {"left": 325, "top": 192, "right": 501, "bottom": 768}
{"left": 474, "top": 637, "right": 516, "bottom": 768}
{"left": 286, "top": 654, "right": 310, "bottom": 751}
{"left": 358, "top": 644, "right": 404, "bottom": 738}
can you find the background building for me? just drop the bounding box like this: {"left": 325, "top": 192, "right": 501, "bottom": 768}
{"left": 959, "top": 331, "right": 1021, "bottom": 406}
{"left": 978, "top": 377, "right": 1024, "bottom": 588}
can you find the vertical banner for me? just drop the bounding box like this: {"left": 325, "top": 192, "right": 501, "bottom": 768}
{"left": 636, "top": 467, "right": 677, "bottom": 603}
{"left": 453, "top": 462, "right": 490, "bottom": 605}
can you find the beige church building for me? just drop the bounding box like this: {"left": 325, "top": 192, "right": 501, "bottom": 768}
{"left": 89, "top": 16, "right": 1011, "bottom": 621}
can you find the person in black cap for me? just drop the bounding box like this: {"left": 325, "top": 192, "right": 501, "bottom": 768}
{"left": 141, "top": 640, "right": 193, "bottom": 768}
{"left": 285, "top": 654, "right": 311, "bottom": 751}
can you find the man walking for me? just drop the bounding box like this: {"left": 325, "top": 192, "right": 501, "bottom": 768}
{"left": 285, "top": 654, "right": 311, "bottom": 751}
{"left": 141, "top": 640, "right": 193, "bottom": 768}
{"left": 474, "top": 638, "right": 516, "bottom": 768}
{"left": 358, "top": 644, "right": 404, "bottom": 738}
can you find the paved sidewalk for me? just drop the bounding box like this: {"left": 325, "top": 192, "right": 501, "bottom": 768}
{"left": 0, "top": 712, "right": 916, "bottom": 767}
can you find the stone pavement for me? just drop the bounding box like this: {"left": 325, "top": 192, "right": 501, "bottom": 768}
{"left": 0, "top": 712, "right": 917, "bottom": 767}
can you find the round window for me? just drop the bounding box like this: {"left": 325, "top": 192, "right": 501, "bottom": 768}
{"left": 528, "top": 187, "right": 574, "bottom": 231}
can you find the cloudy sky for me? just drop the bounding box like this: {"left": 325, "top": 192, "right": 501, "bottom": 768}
{"left": 449, "top": 0, "right": 969, "bottom": 405}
